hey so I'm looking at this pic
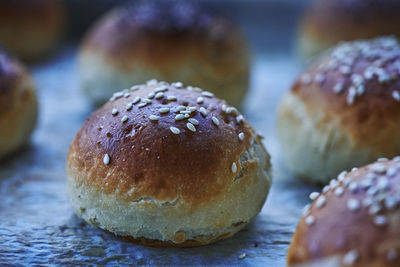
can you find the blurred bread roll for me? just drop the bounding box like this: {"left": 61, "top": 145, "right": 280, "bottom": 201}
{"left": 278, "top": 37, "right": 400, "bottom": 184}
{"left": 298, "top": 0, "right": 400, "bottom": 58}
{"left": 79, "top": 1, "right": 250, "bottom": 107}
{"left": 0, "top": 49, "right": 38, "bottom": 160}
{"left": 288, "top": 157, "right": 400, "bottom": 267}
{"left": 66, "top": 80, "right": 272, "bottom": 247}
{"left": 0, "top": 0, "right": 66, "bottom": 61}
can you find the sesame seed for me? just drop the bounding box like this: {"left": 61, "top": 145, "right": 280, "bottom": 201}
{"left": 351, "top": 167, "right": 358, "bottom": 172}
{"left": 339, "top": 65, "right": 351, "bottom": 75}
{"left": 232, "top": 162, "right": 237, "bottom": 173}
{"left": 175, "top": 114, "right": 185, "bottom": 121}
{"left": 147, "top": 92, "right": 155, "bottom": 99}
{"left": 170, "top": 127, "right": 180, "bottom": 135}
{"left": 315, "top": 73, "right": 325, "bottom": 84}
{"left": 238, "top": 132, "right": 245, "bottom": 141}
{"left": 126, "top": 103, "right": 133, "bottom": 111}
{"left": 197, "top": 97, "right": 204, "bottom": 104}
{"left": 121, "top": 115, "right": 128, "bottom": 123}
{"left": 184, "top": 114, "right": 190, "bottom": 118}
{"left": 143, "top": 98, "right": 152, "bottom": 104}
{"left": 188, "top": 107, "right": 197, "bottom": 112}
{"left": 343, "top": 250, "right": 358, "bottom": 265}
{"left": 238, "top": 253, "right": 246, "bottom": 260}
{"left": 130, "top": 85, "right": 141, "bottom": 91}
{"left": 387, "top": 167, "right": 397, "bottom": 177}
{"left": 305, "top": 215, "right": 315, "bottom": 226}
{"left": 177, "top": 105, "right": 186, "bottom": 111}
{"left": 124, "top": 92, "right": 130, "bottom": 98}
{"left": 180, "top": 110, "right": 191, "bottom": 114}
{"left": 138, "top": 103, "right": 147, "bottom": 108}
{"left": 103, "top": 154, "right": 110, "bottom": 165}
{"left": 155, "top": 92, "right": 164, "bottom": 99}
{"left": 146, "top": 79, "right": 158, "bottom": 86}
{"left": 315, "top": 195, "right": 326, "bottom": 208}
{"left": 322, "top": 185, "right": 330, "bottom": 193}
{"left": 172, "top": 82, "right": 183, "bottom": 88}
{"left": 347, "top": 198, "right": 360, "bottom": 211}
{"left": 200, "top": 107, "right": 207, "bottom": 117}
{"left": 373, "top": 215, "right": 388, "bottom": 226}
{"left": 301, "top": 74, "right": 312, "bottom": 84}
{"left": 212, "top": 116, "right": 220, "bottom": 126}
{"left": 149, "top": 115, "right": 159, "bottom": 121}
{"left": 348, "top": 181, "right": 358, "bottom": 192}
{"left": 334, "top": 187, "right": 344, "bottom": 196}
{"left": 309, "top": 192, "right": 320, "bottom": 200}
{"left": 368, "top": 204, "right": 381, "bottom": 215}
{"left": 372, "top": 164, "right": 387, "bottom": 174}
{"left": 387, "top": 249, "right": 398, "bottom": 261}
{"left": 111, "top": 108, "right": 118, "bottom": 116}
{"left": 377, "top": 157, "right": 388, "bottom": 162}
{"left": 159, "top": 108, "right": 170, "bottom": 114}
{"left": 394, "top": 156, "right": 400, "bottom": 162}
{"left": 154, "top": 86, "right": 168, "bottom": 93}
{"left": 333, "top": 83, "right": 344, "bottom": 94}
{"left": 186, "top": 123, "right": 196, "bottom": 132}
{"left": 167, "top": 95, "right": 177, "bottom": 101}
{"left": 202, "top": 91, "right": 214, "bottom": 98}
{"left": 302, "top": 204, "right": 311, "bottom": 216}
{"left": 393, "top": 90, "right": 400, "bottom": 102}
{"left": 188, "top": 118, "right": 199, "bottom": 125}
{"left": 132, "top": 96, "right": 141, "bottom": 104}
{"left": 338, "top": 171, "right": 347, "bottom": 181}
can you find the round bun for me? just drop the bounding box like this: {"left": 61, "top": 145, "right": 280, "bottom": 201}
{"left": 288, "top": 157, "right": 400, "bottom": 267}
{"left": 0, "top": 49, "right": 38, "bottom": 160}
{"left": 0, "top": 0, "right": 65, "bottom": 60}
{"left": 278, "top": 37, "right": 400, "bottom": 184}
{"left": 298, "top": 0, "right": 400, "bottom": 58}
{"left": 78, "top": 1, "right": 249, "bottom": 107}
{"left": 66, "top": 80, "right": 271, "bottom": 247}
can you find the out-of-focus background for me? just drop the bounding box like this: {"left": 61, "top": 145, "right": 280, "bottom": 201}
{"left": 0, "top": 1, "right": 317, "bottom": 266}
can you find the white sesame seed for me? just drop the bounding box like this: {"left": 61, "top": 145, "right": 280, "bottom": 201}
{"left": 343, "top": 250, "right": 358, "bottom": 265}
{"left": 146, "top": 79, "right": 158, "bottom": 86}
{"left": 143, "top": 98, "right": 152, "bottom": 104}
{"left": 172, "top": 82, "right": 183, "bottom": 88}
{"left": 373, "top": 215, "right": 388, "bottom": 226}
{"left": 130, "top": 85, "right": 141, "bottom": 91}
{"left": 393, "top": 90, "right": 400, "bottom": 102}
{"left": 338, "top": 171, "right": 348, "bottom": 181}
{"left": 188, "top": 106, "right": 197, "bottom": 112}
{"left": 394, "top": 156, "right": 400, "bottom": 162}
{"left": 232, "top": 162, "right": 237, "bottom": 173}
{"left": 149, "top": 115, "right": 159, "bottom": 121}
{"left": 330, "top": 179, "right": 339, "bottom": 188}
{"left": 348, "top": 181, "right": 358, "bottom": 192}
{"left": 377, "top": 157, "right": 388, "bottom": 162}
{"left": 315, "top": 195, "right": 326, "bottom": 208}
{"left": 202, "top": 91, "right": 214, "bottom": 98}
{"left": 197, "top": 97, "right": 204, "bottom": 104}
{"left": 132, "top": 96, "right": 141, "bottom": 104}
{"left": 155, "top": 92, "right": 164, "bottom": 99}
{"left": 199, "top": 107, "right": 207, "bottom": 117}
{"left": 322, "top": 185, "right": 330, "bottom": 193}
{"left": 315, "top": 73, "right": 325, "bottom": 84}
{"left": 180, "top": 110, "right": 191, "bottom": 114}
{"left": 175, "top": 114, "right": 185, "bottom": 121}
{"left": 238, "top": 253, "right": 246, "bottom": 260}
{"left": 387, "top": 167, "right": 397, "bottom": 177}
{"left": 238, "top": 132, "right": 245, "bottom": 141}
{"left": 305, "top": 215, "right": 315, "bottom": 226}
{"left": 186, "top": 123, "right": 196, "bottom": 132}
{"left": 309, "top": 192, "right": 320, "bottom": 200}
{"left": 333, "top": 83, "right": 344, "bottom": 94}
{"left": 154, "top": 86, "right": 168, "bottom": 93}
{"left": 372, "top": 164, "right": 387, "bottom": 174}
{"left": 377, "top": 177, "right": 389, "bottom": 190}
{"left": 387, "top": 249, "right": 398, "bottom": 261}
{"left": 138, "top": 103, "right": 147, "bottom": 108}
{"left": 103, "top": 154, "right": 110, "bottom": 165}
{"left": 385, "top": 197, "right": 397, "bottom": 210}
{"left": 236, "top": 115, "right": 244, "bottom": 123}
{"left": 177, "top": 105, "right": 186, "bottom": 111}
{"left": 334, "top": 187, "right": 344, "bottom": 196}
{"left": 124, "top": 92, "right": 130, "bottom": 98}
{"left": 212, "top": 116, "right": 220, "bottom": 126}
{"left": 167, "top": 95, "right": 177, "bottom": 101}
{"left": 111, "top": 108, "right": 118, "bottom": 116}
{"left": 368, "top": 204, "right": 381, "bottom": 215}
{"left": 184, "top": 114, "right": 190, "bottom": 118}
{"left": 147, "top": 92, "right": 155, "bottom": 99}
{"left": 159, "top": 108, "right": 170, "bottom": 114}
{"left": 302, "top": 204, "right": 311, "bottom": 216}
{"left": 347, "top": 198, "right": 360, "bottom": 211}
{"left": 121, "top": 115, "right": 128, "bottom": 123}
{"left": 170, "top": 127, "right": 180, "bottom": 135}
{"left": 339, "top": 65, "right": 352, "bottom": 75}
{"left": 126, "top": 103, "right": 133, "bottom": 111}
{"left": 188, "top": 118, "right": 199, "bottom": 125}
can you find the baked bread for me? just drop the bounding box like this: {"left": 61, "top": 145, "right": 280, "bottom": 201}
{"left": 298, "top": 0, "right": 400, "bottom": 58}
{"left": 288, "top": 157, "right": 400, "bottom": 267}
{"left": 277, "top": 37, "right": 400, "bottom": 184}
{"left": 0, "top": 49, "right": 38, "bottom": 160}
{"left": 0, "top": 0, "right": 65, "bottom": 61}
{"left": 78, "top": 1, "right": 249, "bottom": 107}
{"left": 66, "top": 80, "right": 272, "bottom": 247}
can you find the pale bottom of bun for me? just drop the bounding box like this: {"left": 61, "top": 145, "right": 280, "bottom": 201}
{"left": 277, "top": 93, "right": 381, "bottom": 184}
{"left": 67, "top": 137, "right": 272, "bottom": 246}
{"left": 0, "top": 86, "right": 37, "bottom": 160}
{"left": 79, "top": 52, "right": 248, "bottom": 108}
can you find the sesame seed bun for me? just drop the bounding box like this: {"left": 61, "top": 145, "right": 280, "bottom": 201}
{"left": 66, "top": 80, "right": 272, "bottom": 247}
{"left": 0, "top": 49, "right": 38, "bottom": 160}
{"left": 298, "top": 0, "right": 400, "bottom": 58}
{"left": 288, "top": 157, "right": 400, "bottom": 267}
{"left": 0, "top": 0, "right": 66, "bottom": 61}
{"left": 277, "top": 37, "right": 400, "bottom": 184}
{"left": 78, "top": 1, "right": 249, "bottom": 107}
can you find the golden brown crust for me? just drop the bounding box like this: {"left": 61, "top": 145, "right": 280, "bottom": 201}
{"left": 300, "top": 0, "right": 400, "bottom": 55}
{"left": 0, "top": 0, "right": 65, "bottom": 60}
{"left": 288, "top": 158, "right": 400, "bottom": 266}
{"left": 291, "top": 37, "right": 400, "bottom": 156}
{"left": 67, "top": 81, "right": 254, "bottom": 209}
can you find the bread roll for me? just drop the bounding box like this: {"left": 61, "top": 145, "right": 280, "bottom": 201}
{"left": 278, "top": 37, "right": 400, "bottom": 184}
{"left": 0, "top": 0, "right": 65, "bottom": 60}
{"left": 288, "top": 157, "right": 400, "bottom": 267}
{"left": 66, "top": 80, "right": 272, "bottom": 247}
{"left": 79, "top": 1, "right": 249, "bottom": 107}
{"left": 298, "top": 0, "right": 400, "bottom": 58}
{"left": 0, "top": 49, "right": 38, "bottom": 160}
